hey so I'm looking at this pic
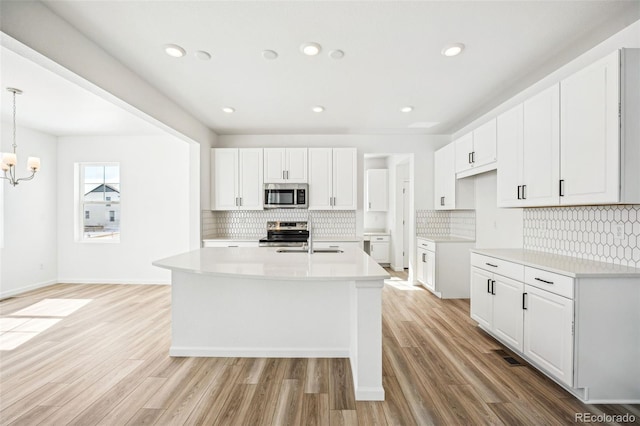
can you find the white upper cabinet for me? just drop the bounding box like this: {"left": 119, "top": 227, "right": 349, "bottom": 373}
{"left": 211, "top": 148, "right": 263, "bottom": 210}
{"left": 264, "top": 148, "right": 308, "bottom": 183}
{"left": 434, "top": 143, "right": 474, "bottom": 210}
{"left": 523, "top": 84, "right": 560, "bottom": 206}
{"left": 308, "top": 147, "right": 357, "bottom": 210}
{"left": 559, "top": 49, "right": 640, "bottom": 205}
{"left": 497, "top": 84, "right": 560, "bottom": 207}
{"left": 332, "top": 148, "right": 357, "bottom": 210}
{"left": 496, "top": 104, "right": 524, "bottom": 207}
{"left": 455, "top": 119, "right": 497, "bottom": 178}
{"left": 366, "top": 169, "right": 388, "bottom": 211}
{"left": 496, "top": 49, "right": 640, "bottom": 207}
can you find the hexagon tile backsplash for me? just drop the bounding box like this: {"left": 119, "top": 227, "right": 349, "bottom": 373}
{"left": 523, "top": 205, "right": 640, "bottom": 268}
{"left": 202, "top": 210, "right": 356, "bottom": 239}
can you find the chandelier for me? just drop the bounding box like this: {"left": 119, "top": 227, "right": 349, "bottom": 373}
{"left": 2, "top": 88, "right": 40, "bottom": 186}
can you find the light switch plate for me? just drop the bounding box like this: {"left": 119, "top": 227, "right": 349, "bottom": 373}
{"left": 614, "top": 224, "right": 624, "bottom": 241}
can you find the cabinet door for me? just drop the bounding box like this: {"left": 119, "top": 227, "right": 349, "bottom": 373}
{"left": 416, "top": 248, "right": 427, "bottom": 285}
{"left": 455, "top": 133, "right": 474, "bottom": 173}
{"left": 492, "top": 275, "right": 524, "bottom": 352}
{"left": 522, "top": 84, "right": 560, "bottom": 206}
{"left": 238, "top": 148, "right": 263, "bottom": 210}
{"left": 366, "top": 169, "right": 388, "bottom": 211}
{"left": 524, "top": 284, "right": 574, "bottom": 386}
{"left": 496, "top": 104, "right": 524, "bottom": 207}
{"left": 425, "top": 250, "right": 436, "bottom": 291}
{"left": 264, "top": 148, "right": 286, "bottom": 183}
{"left": 470, "top": 267, "right": 493, "bottom": 329}
{"left": 285, "top": 148, "right": 308, "bottom": 182}
{"left": 560, "top": 50, "right": 620, "bottom": 205}
{"left": 308, "top": 148, "right": 333, "bottom": 210}
{"left": 332, "top": 148, "right": 357, "bottom": 210}
{"left": 434, "top": 144, "right": 455, "bottom": 210}
{"left": 370, "top": 242, "right": 389, "bottom": 263}
{"left": 212, "top": 148, "right": 238, "bottom": 210}
{"left": 472, "top": 118, "right": 497, "bottom": 168}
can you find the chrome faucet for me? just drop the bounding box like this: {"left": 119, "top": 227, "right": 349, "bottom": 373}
{"left": 307, "top": 214, "right": 313, "bottom": 254}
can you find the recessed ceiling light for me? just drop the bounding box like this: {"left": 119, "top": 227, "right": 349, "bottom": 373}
{"left": 441, "top": 43, "right": 465, "bottom": 57}
{"left": 194, "top": 50, "right": 211, "bottom": 61}
{"left": 300, "top": 42, "right": 321, "bottom": 56}
{"left": 400, "top": 106, "right": 414, "bottom": 113}
{"left": 222, "top": 107, "right": 235, "bottom": 113}
{"left": 262, "top": 50, "right": 278, "bottom": 60}
{"left": 312, "top": 106, "right": 325, "bottom": 113}
{"left": 329, "top": 50, "right": 345, "bottom": 60}
{"left": 164, "top": 44, "right": 186, "bottom": 58}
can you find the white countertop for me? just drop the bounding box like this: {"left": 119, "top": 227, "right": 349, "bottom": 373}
{"left": 154, "top": 247, "right": 389, "bottom": 281}
{"left": 418, "top": 235, "right": 475, "bottom": 243}
{"left": 471, "top": 248, "right": 640, "bottom": 278}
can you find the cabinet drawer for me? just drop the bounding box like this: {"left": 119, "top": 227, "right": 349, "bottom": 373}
{"left": 471, "top": 253, "right": 524, "bottom": 282}
{"left": 315, "top": 241, "right": 361, "bottom": 250}
{"left": 524, "top": 267, "right": 573, "bottom": 299}
{"left": 203, "top": 241, "right": 258, "bottom": 248}
{"left": 370, "top": 235, "right": 390, "bottom": 242}
{"left": 417, "top": 239, "right": 436, "bottom": 252}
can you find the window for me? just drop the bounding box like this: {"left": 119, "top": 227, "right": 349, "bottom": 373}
{"left": 78, "top": 163, "right": 120, "bottom": 242}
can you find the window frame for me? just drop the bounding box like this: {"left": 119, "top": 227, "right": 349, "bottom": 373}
{"left": 75, "top": 162, "right": 121, "bottom": 243}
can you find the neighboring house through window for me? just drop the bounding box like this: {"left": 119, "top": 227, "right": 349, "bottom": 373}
{"left": 77, "top": 163, "right": 120, "bottom": 242}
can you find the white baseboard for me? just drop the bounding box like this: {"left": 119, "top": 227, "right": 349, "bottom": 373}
{"left": 0, "top": 279, "right": 57, "bottom": 299}
{"left": 354, "top": 386, "right": 385, "bottom": 401}
{"left": 57, "top": 279, "right": 170, "bottom": 285}
{"left": 390, "top": 264, "right": 405, "bottom": 272}
{"left": 169, "top": 346, "right": 349, "bottom": 358}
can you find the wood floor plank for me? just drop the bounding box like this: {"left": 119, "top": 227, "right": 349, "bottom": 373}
{"left": 244, "top": 358, "right": 287, "bottom": 426}
{"left": 96, "top": 377, "right": 166, "bottom": 426}
{"left": 329, "top": 409, "right": 358, "bottom": 426}
{"left": 355, "top": 401, "right": 387, "bottom": 426}
{"left": 305, "top": 358, "right": 329, "bottom": 394}
{"left": 212, "top": 383, "right": 257, "bottom": 425}
{"left": 1, "top": 270, "right": 636, "bottom": 425}
{"left": 272, "top": 379, "right": 304, "bottom": 425}
{"left": 328, "top": 358, "right": 356, "bottom": 411}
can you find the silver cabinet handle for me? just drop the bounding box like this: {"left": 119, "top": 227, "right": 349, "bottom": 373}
{"left": 285, "top": 170, "right": 289, "bottom": 179}
{"left": 329, "top": 245, "right": 339, "bottom": 248}
{"left": 239, "top": 197, "right": 242, "bottom": 207}
{"left": 422, "top": 253, "right": 426, "bottom": 262}
{"left": 333, "top": 196, "right": 336, "bottom": 206}
{"left": 283, "top": 170, "right": 285, "bottom": 180}
{"left": 368, "top": 202, "right": 372, "bottom": 209}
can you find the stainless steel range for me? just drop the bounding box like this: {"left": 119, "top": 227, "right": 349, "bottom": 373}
{"left": 259, "top": 221, "right": 309, "bottom": 247}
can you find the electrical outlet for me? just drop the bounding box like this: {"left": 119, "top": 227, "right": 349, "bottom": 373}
{"left": 614, "top": 224, "right": 624, "bottom": 241}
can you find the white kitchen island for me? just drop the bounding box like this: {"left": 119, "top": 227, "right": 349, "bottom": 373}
{"left": 153, "top": 246, "right": 389, "bottom": 401}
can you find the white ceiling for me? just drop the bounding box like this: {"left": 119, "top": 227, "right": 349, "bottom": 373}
{"left": 5, "top": 1, "right": 640, "bottom": 137}
{"left": 0, "top": 47, "right": 163, "bottom": 136}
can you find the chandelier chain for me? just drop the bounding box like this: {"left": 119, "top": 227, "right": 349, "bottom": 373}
{"left": 12, "top": 89, "right": 17, "bottom": 153}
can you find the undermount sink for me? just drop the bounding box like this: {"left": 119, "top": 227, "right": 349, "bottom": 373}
{"left": 277, "top": 248, "right": 343, "bottom": 254}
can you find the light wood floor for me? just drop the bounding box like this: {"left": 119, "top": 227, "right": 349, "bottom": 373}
{"left": 1, "top": 270, "right": 638, "bottom": 425}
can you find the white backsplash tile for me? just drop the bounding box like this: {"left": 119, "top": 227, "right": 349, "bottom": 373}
{"left": 523, "top": 205, "right": 640, "bottom": 268}
{"left": 203, "top": 210, "right": 356, "bottom": 239}
{"left": 416, "top": 210, "right": 476, "bottom": 239}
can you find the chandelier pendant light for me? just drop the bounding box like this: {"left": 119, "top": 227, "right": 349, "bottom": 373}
{"left": 2, "top": 87, "right": 40, "bottom": 186}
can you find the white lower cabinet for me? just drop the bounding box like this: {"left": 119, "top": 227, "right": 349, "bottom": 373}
{"left": 470, "top": 250, "right": 640, "bottom": 403}
{"left": 418, "top": 238, "right": 475, "bottom": 298}
{"left": 523, "top": 284, "right": 574, "bottom": 386}
{"left": 470, "top": 263, "right": 524, "bottom": 351}
{"left": 369, "top": 235, "right": 390, "bottom": 264}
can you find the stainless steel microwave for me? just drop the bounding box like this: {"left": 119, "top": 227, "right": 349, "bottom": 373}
{"left": 264, "top": 183, "right": 308, "bottom": 209}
